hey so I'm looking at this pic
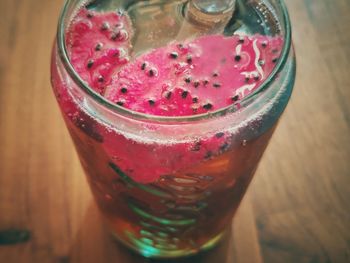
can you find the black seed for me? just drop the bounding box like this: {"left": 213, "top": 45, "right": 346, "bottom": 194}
{"left": 231, "top": 95, "right": 240, "bottom": 102}
{"left": 203, "top": 79, "right": 209, "bottom": 85}
{"left": 185, "top": 77, "right": 191, "bottom": 83}
{"left": 169, "top": 52, "right": 178, "bottom": 59}
{"left": 254, "top": 74, "right": 260, "bottom": 81}
{"left": 116, "top": 101, "right": 124, "bottom": 106}
{"left": 112, "top": 50, "right": 119, "bottom": 57}
{"left": 148, "top": 69, "right": 155, "bottom": 77}
{"left": 141, "top": 62, "right": 147, "bottom": 70}
{"left": 181, "top": 90, "right": 189, "bottom": 99}
{"left": 203, "top": 103, "right": 213, "bottom": 110}
{"left": 192, "top": 145, "right": 200, "bottom": 151}
{"left": 193, "top": 81, "right": 200, "bottom": 88}
{"left": 164, "top": 91, "right": 172, "bottom": 99}
{"left": 148, "top": 99, "right": 155, "bottom": 106}
{"left": 204, "top": 151, "right": 213, "bottom": 159}
{"left": 186, "top": 55, "right": 193, "bottom": 64}
{"left": 101, "top": 22, "right": 109, "bottom": 31}
{"left": 120, "top": 87, "right": 128, "bottom": 93}
{"left": 238, "top": 37, "right": 245, "bottom": 44}
{"left": 87, "top": 13, "right": 93, "bottom": 19}
{"left": 192, "top": 97, "right": 198, "bottom": 103}
{"left": 192, "top": 142, "right": 201, "bottom": 152}
{"left": 95, "top": 43, "right": 103, "bottom": 51}
{"left": 87, "top": 60, "right": 94, "bottom": 69}
{"left": 261, "top": 41, "right": 268, "bottom": 48}
{"left": 258, "top": 60, "right": 265, "bottom": 66}
{"left": 111, "top": 31, "right": 120, "bottom": 40}
{"left": 215, "top": 132, "right": 225, "bottom": 138}
{"left": 98, "top": 76, "right": 104, "bottom": 82}
{"left": 245, "top": 76, "right": 250, "bottom": 83}
{"left": 234, "top": 55, "right": 242, "bottom": 62}
{"left": 220, "top": 142, "right": 229, "bottom": 151}
{"left": 212, "top": 72, "right": 219, "bottom": 77}
{"left": 272, "top": 57, "right": 278, "bottom": 63}
{"left": 213, "top": 83, "right": 221, "bottom": 88}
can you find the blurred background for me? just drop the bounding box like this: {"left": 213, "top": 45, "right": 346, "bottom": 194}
{"left": 0, "top": 0, "right": 349, "bottom": 262}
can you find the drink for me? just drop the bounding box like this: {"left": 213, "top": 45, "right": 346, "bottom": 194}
{"left": 51, "top": 0, "right": 295, "bottom": 258}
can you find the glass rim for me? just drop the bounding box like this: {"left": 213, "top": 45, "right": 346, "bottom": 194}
{"left": 57, "top": 0, "right": 292, "bottom": 123}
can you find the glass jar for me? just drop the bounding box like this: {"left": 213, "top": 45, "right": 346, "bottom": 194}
{"left": 51, "top": 0, "right": 295, "bottom": 258}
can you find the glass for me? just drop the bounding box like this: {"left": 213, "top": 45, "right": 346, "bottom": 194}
{"left": 51, "top": 0, "right": 295, "bottom": 259}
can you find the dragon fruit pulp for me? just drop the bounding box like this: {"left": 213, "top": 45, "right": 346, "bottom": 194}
{"left": 61, "top": 7, "right": 283, "bottom": 183}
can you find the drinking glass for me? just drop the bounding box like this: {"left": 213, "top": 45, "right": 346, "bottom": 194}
{"left": 51, "top": 0, "right": 295, "bottom": 258}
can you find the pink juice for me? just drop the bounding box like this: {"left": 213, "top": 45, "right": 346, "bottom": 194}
{"left": 51, "top": 3, "right": 295, "bottom": 258}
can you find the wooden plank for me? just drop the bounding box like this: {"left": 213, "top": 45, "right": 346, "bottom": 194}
{"left": 250, "top": 0, "right": 350, "bottom": 262}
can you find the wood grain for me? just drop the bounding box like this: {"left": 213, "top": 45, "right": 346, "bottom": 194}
{"left": 0, "top": 0, "right": 349, "bottom": 262}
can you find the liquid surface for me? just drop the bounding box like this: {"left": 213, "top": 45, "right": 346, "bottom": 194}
{"left": 66, "top": 7, "right": 283, "bottom": 116}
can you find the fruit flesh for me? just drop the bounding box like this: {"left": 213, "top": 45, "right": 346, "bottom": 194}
{"left": 104, "top": 34, "right": 282, "bottom": 116}
{"left": 63, "top": 8, "right": 283, "bottom": 183}
{"left": 66, "top": 8, "right": 133, "bottom": 94}
{"left": 66, "top": 8, "right": 283, "bottom": 117}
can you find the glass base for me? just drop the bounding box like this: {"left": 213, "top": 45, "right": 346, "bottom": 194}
{"left": 111, "top": 230, "right": 225, "bottom": 259}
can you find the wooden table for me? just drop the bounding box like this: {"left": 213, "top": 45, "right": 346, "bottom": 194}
{"left": 0, "top": 0, "right": 349, "bottom": 262}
